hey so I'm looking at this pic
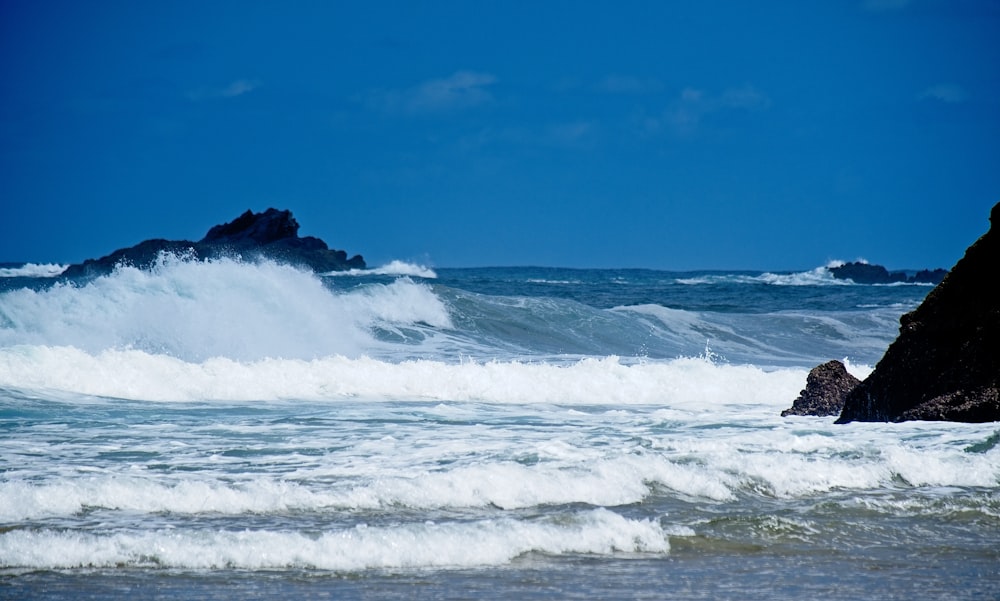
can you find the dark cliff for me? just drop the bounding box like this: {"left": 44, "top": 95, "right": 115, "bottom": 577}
{"left": 836, "top": 202, "right": 1000, "bottom": 423}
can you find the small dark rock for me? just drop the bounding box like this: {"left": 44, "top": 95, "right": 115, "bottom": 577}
{"left": 782, "top": 360, "right": 860, "bottom": 417}
{"left": 829, "top": 262, "right": 906, "bottom": 284}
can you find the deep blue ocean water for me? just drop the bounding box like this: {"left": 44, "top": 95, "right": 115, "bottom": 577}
{"left": 1, "top": 258, "right": 998, "bottom": 599}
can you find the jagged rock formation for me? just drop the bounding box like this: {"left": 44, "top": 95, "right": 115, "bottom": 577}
{"left": 828, "top": 262, "right": 946, "bottom": 285}
{"left": 836, "top": 202, "right": 1000, "bottom": 423}
{"left": 62, "top": 208, "right": 365, "bottom": 278}
{"left": 910, "top": 268, "right": 949, "bottom": 284}
{"left": 782, "top": 360, "right": 860, "bottom": 417}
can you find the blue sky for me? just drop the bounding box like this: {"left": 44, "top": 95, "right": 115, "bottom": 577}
{"left": 2, "top": 0, "right": 998, "bottom": 270}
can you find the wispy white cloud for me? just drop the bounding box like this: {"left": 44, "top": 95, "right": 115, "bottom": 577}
{"left": 918, "top": 83, "right": 969, "bottom": 103}
{"left": 654, "top": 85, "right": 771, "bottom": 134}
{"left": 187, "top": 79, "right": 261, "bottom": 101}
{"left": 367, "top": 71, "right": 498, "bottom": 114}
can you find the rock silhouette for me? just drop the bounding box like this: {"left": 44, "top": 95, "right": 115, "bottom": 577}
{"left": 62, "top": 208, "right": 365, "bottom": 278}
{"left": 835, "top": 202, "right": 1000, "bottom": 423}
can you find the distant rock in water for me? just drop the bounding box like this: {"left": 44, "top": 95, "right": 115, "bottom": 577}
{"left": 782, "top": 360, "right": 860, "bottom": 417}
{"left": 828, "top": 262, "right": 946, "bottom": 285}
{"left": 835, "top": 202, "right": 1000, "bottom": 423}
{"left": 910, "top": 268, "right": 949, "bottom": 284}
{"left": 61, "top": 208, "right": 365, "bottom": 278}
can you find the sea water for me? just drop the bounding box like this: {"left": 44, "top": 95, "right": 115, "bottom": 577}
{"left": 1, "top": 256, "right": 997, "bottom": 599}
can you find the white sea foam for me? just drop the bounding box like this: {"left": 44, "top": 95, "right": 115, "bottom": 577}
{"left": 673, "top": 263, "right": 930, "bottom": 287}
{"left": 1, "top": 255, "right": 905, "bottom": 369}
{"left": 0, "top": 255, "right": 450, "bottom": 361}
{"left": 841, "top": 358, "right": 873, "bottom": 380}
{"left": 0, "top": 263, "right": 68, "bottom": 278}
{"left": 826, "top": 258, "right": 870, "bottom": 268}
{"left": 3, "top": 416, "right": 996, "bottom": 523}
{"left": 0, "top": 348, "right": 805, "bottom": 403}
{"left": 0, "top": 454, "right": 735, "bottom": 521}
{"left": 525, "top": 278, "right": 583, "bottom": 285}
{"left": 0, "top": 508, "right": 669, "bottom": 570}
{"left": 323, "top": 260, "right": 438, "bottom": 278}
{"left": 675, "top": 266, "right": 850, "bottom": 286}
{"left": 755, "top": 267, "right": 850, "bottom": 286}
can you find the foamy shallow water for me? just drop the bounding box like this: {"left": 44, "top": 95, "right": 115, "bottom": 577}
{"left": 1, "top": 260, "right": 998, "bottom": 598}
{"left": 2, "top": 391, "right": 997, "bottom": 576}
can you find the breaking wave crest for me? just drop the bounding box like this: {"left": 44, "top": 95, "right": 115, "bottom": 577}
{"left": 0, "top": 508, "right": 670, "bottom": 570}
{"left": 0, "top": 254, "right": 449, "bottom": 362}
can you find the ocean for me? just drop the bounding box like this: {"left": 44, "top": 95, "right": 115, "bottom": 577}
{"left": 1, "top": 257, "right": 997, "bottom": 600}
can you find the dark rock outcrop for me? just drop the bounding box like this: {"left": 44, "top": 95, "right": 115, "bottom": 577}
{"left": 62, "top": 208, "right": 365, "bottom": 278}
{"left": 910, "top": 268, "right": 949, "bottom": 284}
{"left": 782, "top": 360, "right": 860, "bottom": 417}
{"left": 829, "top": 262, "right": 906, "bottom": 284}
{"left": 203, "top": 208, "right": 301, "bottom": 245}
{"left": 829, "top": 262, "right": 946, "bottom": 285}
{"left": 836, "top": 202, "right": 1000, "bottom": 423}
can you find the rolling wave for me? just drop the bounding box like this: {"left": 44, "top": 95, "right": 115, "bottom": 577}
{"left": 0, "top": 263, "right": 68, "bottom": 278}
{"left": 0, "top": 255, "right": 448, "bottom": 362}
